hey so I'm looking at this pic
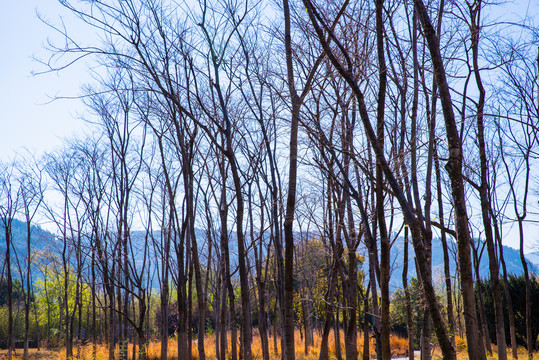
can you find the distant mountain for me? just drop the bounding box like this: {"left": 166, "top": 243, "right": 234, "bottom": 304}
{"left": 0, "top": 218, "right": 55, "bottom": 254}
{"left": 3, "top": 220, "right": 536, "bottom": 296}
{"left": 387, "top": 236, "right": 539, "bottom": 292}
{"left": 526, "top": 251, "right": 539, "bottom": 269}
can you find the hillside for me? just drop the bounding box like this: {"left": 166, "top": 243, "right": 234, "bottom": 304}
{"left": 0, "top": 218, "right": 54, "bottom": 254}
{"left": 2, "top": 220, "right": 537, "bottom": 294}
{"left": 387, "top": 236, "right": 538, "bottom": 292}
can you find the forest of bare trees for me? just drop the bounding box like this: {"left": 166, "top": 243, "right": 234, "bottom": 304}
{"left": 1, "top": 0, "right": 539, "bottom": 360}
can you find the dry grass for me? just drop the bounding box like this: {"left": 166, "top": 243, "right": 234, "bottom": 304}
{"left": 0, "top": 330, "right": 407, "bottom": 360}
{"left": 2, "top": 332, "right": 538, "bottom": 360}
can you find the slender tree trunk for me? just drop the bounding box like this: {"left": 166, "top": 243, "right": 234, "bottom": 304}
{"left": 472, "top": 246, "right": 492, "bottom": 355}
{"left": 318, "top": 262, "right": 338, "bottom": 360}
{"left": 493, "top": 216, "right": 518, "bottom": 359}
{"left": 301, "top": 2, "right": 457, "bottom": 358}
{"left": 5, "top": 223, "right": 14, "bottom": 360}
{"left": 219, "top": 273, "right": 227, "bottom": 360}
{"left": 218, "top": 167, "right": 237, "bottom": 360}
{"left": 374, "top": 1, "right": 391, "bottom": 358}
{"left": 185, "top": 165, "right": 205, "bottom": 360}
{"left": 282, "top": 1, "right": 301, "bottom": 359}
{"left": 334, "top": 293, "right": 342, "bottom": 360}
{"left": 23, "top": 220, "right": 31, "bottom": 360}
{"left": 414, "top": 1, "right": 486, "bottom": 358}
{"left": 517, "top": 217, "right": 533, "bottom": 359}
{"left": 434, "top": 147, "right": 456, "bottom": 348}
{"left": 403, "top": 227, "right": 414, "bottom": 360}
{"left": 363, "top": 292, "right": 370, "bottom": 360}
{"left": 109, "top": 287, "right": 115, "bottom": 360}
{"left": 161, "top": 261, "right": 169, "bottom": 360}
{"left": 469, "top": 2, "right": 507, "bottom": 358}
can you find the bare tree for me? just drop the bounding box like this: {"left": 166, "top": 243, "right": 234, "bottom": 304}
{"left": 0, "top": 161, "right": 20, "bottom": 360}
{"left": 16, "top": 157, "right": 44, "bottom": 360}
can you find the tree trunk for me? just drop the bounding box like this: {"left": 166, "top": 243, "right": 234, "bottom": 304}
{"left": 301, "top": 2, "right": 457, "bottom": 358}
{"left": 363, "top": 293, "right": 370, "bottom": 360}
{"left": 493, "top": 217, "right": 518, "bottom": 359}
{"left": 318, "top": 263, "right": 337, "bottom": 360}
{"left": 374, "top": 1, "right": 391, "bottom": 359}
{"left": 282, "top": 1, "right": 301, "bottom": 359}
{"left": 414, "top": 1, "right": 486, "bottom": 358}
{"left": 518, "top": 217, "right": 533, "bottom": 359}
{"left": 469, "top": 2, "right": 507, "bottom": 357}
{"left": 24, "top": 220, "right": 31, "bottom": 360}
{"left": 334, "top": 296, "right": 342, "bottom": 360}
{"left": 472, "top": 245, "right": 492, "bottom": 355}
{"left": 403, "top": 228, "right": 414, "bottom": 360}
{"left": 434, "top": 147, "right": 456, "bottom": 348}
{"left": 5, "top": 222, "right": 14, "bottom": 360}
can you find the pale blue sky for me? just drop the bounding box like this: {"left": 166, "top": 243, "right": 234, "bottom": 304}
{"left": 0, "top": 1, "right": 88, "bottom": 162}
{"left": 1, "top": 0, "right": 536, "bottom": 163}
{"left": 1, "top": 0, "right": 538, "bottom": 251}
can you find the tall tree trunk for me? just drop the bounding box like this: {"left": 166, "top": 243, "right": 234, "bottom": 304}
{"left": 434, "top": 146, "right": 456, "bottom": 348}
{"left": 403, "top": 228, "right": 414, "bottom": 360}
{"left": 252, "top": 190, "right": 270, "bottom": 360}
{"left": 318, "top": 262, "right": 338, "bottom": 360}
{"left": 374, "top": 1, "right": 391, "bottom": 359}
{"left": 282, "top": 0, "right": 301, "bottom": 359}
{"left": 5, "top": 222, "right": 14, "bottom": 360}
{"left": 517, "top": 216, "right": 533, "bottom": 359}
{"left": 492, "top": 216, "right": 518, "bottom": 359}
{"left": 109, "top": 285, "right": 115, "bottom": 360}
{"left": 472, "top": 245, "right": 492, "bottom": 355}
{"left": 301, "top": 2, "right": 457, "bottom": 358}
{"left": 219, "top": 273, "right": 227, "bottom": 360}
{"left": 218, "top": 167, "right": 237, "bottom": 360}
{"left": 334, "top": 292, "right": 342, "bottom": 360}
{"left": 414, "top": 1, "right": 486, "bottom": 358}
{"left": 363, "top": 291, "right": 370, "bottom": 360}
{"left": 469, "top": 2, "right": 507, "bottom": 358}
{"left": 185, "top": 164, "right": 205, "bottom": 360}
{"left": 161, "top": 249, "right": 169, "bottom": 360}
{"left": 23, "top": 220, "right": 31, "bottom": 360}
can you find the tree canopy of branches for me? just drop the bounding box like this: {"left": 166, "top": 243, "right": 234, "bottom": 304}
{"left": 1, "top": 1, "right": 539, "bottom": 360}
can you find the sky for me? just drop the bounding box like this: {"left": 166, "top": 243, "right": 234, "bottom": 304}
{"left": 1, "top": 0, "right": 538, "bottom": 252}
{"left": 0, "top": 1, "right": 89, "bottom": 163}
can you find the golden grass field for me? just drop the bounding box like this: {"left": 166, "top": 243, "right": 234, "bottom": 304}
{"left": 1, "top": 331, "right": 538, "bottom": 360}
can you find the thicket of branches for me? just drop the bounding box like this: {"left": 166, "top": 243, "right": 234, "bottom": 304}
{"left": 1, "top": 0, "right": 539, "bottom": 360}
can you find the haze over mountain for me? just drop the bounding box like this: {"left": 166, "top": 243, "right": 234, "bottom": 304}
{"left": 2, "top": 219, "right": 537, "bottom": 294}
{"left": 386, "top": 236, "right": 538, "bottom": 292}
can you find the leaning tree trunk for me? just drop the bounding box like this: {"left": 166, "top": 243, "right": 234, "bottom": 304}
{"left": 301, "top": 2, "right": 457, "bottom": 358}
{"left": 469, "top": 2, "right": 508, "bottom": 357}
{"left": 414, "top": 1, "right": 487, "bottom": 358}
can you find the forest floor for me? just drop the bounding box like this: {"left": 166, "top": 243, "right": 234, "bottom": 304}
{"left": 1, "top": 332, "right": 537, "bottom": 360}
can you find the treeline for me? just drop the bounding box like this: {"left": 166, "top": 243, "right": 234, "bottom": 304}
{"left": 1, "top": 0, "right": 539, "bottom": 360}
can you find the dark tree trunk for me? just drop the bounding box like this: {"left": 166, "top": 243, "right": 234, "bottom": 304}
{"left": 375, "top": 1, "right": 391, "bottom": 359}
{"left": 414, "top": 1, "right": 486, "bottom": 358}
{"left": 472, "top": 245, "right": 492, "bottom": 355}
{"left": 300, "top": 2, "right": 457, "bottom": 358}
{"left": 493, "top": 217, "right": 518, "bottom": 359}
{"left": 5, "top": 222, "right": 14, "bottom": 360}
{"left": 403, "top": 228, "right": 414, "bottom": 360}
{"left": 282, "top": 1, "right": 301, "bottom": 359}
{"left": 469, "top": 2, "right": 507, "bottom": 358}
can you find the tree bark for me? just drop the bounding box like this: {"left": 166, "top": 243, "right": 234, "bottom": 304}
{"left": 413, "top": 1, "right": 487, "bottom": 358}
{"left": 469, "top": 2, "right": 507, "bottom": 357}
